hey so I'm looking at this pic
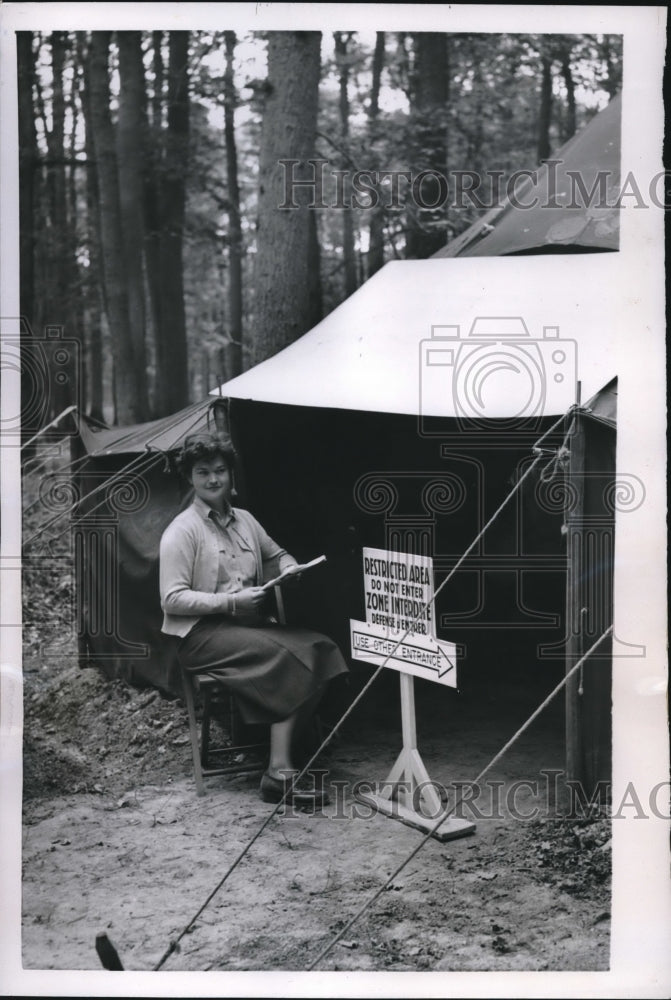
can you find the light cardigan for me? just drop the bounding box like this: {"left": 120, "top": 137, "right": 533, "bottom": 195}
{"left": 159, "top": 495, "right": 297, "bottom": 637}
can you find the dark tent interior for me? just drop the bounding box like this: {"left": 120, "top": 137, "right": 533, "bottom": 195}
{"left": 72, "top": 380, "right": 616, "bottom": 795}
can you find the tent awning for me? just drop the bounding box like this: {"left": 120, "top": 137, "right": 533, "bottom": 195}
{"left": 213, "top": 255, "right": 620, "bottom": 419}
{"left": 75, "top": 398, "right": 228, "bottom": 456}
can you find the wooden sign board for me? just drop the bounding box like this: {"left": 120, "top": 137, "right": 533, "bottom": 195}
{"left": 349, "top": 547, "right": 457, "bottom": 688}
{"left": 350, "top": 548, "right": 474, "bottom": 841}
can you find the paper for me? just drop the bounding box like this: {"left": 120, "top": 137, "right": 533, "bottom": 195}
{"left": 261, "top": 555, "right": 327, "bottom": 591}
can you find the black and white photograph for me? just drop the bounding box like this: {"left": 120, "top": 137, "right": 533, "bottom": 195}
{"left": 0, "top": 4, "right": 668, "bottom": 997}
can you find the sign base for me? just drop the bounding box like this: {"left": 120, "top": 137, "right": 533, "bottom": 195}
{"left": 356, "top": 673, "right": 476, "bottom": 842}
{"left": 354, "top": 789, "right": 476, "bottom": 842}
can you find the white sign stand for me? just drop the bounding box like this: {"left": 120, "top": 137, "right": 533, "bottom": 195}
{"left": 355, "top": 673, "right": 475, "bottom": 842}
{"left": 350, "top": 548, "right": 475, "bottom": 842}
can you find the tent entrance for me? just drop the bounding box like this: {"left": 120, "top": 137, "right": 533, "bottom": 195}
{"left": 31, "top": 381, "right": 617, "bottom": 802}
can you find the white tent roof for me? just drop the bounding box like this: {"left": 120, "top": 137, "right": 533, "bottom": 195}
{"left": 213, "top": 256, "right": 622, "bottom": 419}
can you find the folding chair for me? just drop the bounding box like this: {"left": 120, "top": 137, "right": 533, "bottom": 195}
{"left": 180, "top": 586, "right": 286, "bottom": 796}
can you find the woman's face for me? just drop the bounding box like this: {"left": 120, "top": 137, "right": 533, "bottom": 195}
{"left": 190, "top": 453, "right": 232, "bottom": 509}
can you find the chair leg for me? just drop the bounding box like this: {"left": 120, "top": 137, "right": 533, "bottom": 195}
{"left": 229, "top": 693, "right": 242, "bottom": 746}
{"left": 182, "top": 671, "right": 206, "bottom": 797}
{"left": 201, "top": 690, "right": 213, "bottom": 771}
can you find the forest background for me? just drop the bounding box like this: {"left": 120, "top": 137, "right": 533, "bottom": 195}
{"left": 17, "top": 30, "right": 622, "bottom": 429}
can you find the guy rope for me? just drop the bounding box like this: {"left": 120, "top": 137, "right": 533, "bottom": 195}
{"left": 93, "top": 404, "right": 608, "bottom": 972}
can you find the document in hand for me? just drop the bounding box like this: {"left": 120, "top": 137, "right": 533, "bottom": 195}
{"left": 261, "top": 555, "right": 327, "bottom": 591}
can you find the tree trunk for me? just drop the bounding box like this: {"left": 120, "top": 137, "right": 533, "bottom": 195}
{"left": 223, "top": 31, "right": 243, "bottom": 378}
{"left": 201, "top": 347, "right": 210, "bottom": 400}
{"left": 46, "top": 31, "right": 79, "bottom": 419}
{"left": 367, "top": 31, "right": 386, "bottom": 278}
{"left": 67, "top": 59, "right": 87, "bottom": 417}
{"left": 111, "top": 354, "right": 118, "bottom": 425}
{"left": 470, "top": 46, "right": 484, "bottom": 169}
{"left": 598, "top": 36, "right": 621, "bottom": 99}
{"left": 17, "top": 33, "right": 39, "bottom": 447}
{"left": 46, "top": 30, "right": 67, "bottom": 329}
{"left": 116, "top": 31, "right": 149, "bottom": 418}
{"left": 306, "top": 210, "right": 322, "bottom": 330}
{"left": 144, "top": 31, "right": 165, "bottom": 415}
{"left": 31, "top": 45, "right": 50, "bottom": 339}
{"left": 87, "top": 31, "right": 141, "bottom": 423}
{"left": 537, "top": 53, "right": 553, "bottom": 162}
{"left": 156, "top": 30, "right": 190, "bottom": 413}
{"left": 405, "top": 33, "right": 449, "bottom": 259}
{"left": 334, "top": 32, "right": 357, "bottom": 298}
{"left": 252, "top": 31, "right": 321, "bottom": 365}
{"left": 18, "top": 33, "right": 37, "bottom": 331}
{"left": 151, "top": 30, "right": 164, "bottom": 126}
{"left": 78, "top": 32, "right": 105, "bottom": 422}
{"left": 88, "top": 305, "right": 105, "bottom": 423}
{"left": 560, "top": 45, "right": 576, "bottom": 141}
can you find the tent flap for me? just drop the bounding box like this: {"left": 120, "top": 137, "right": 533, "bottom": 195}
{"left": 75, "top": 398, "right": 229, "bottom": 456}
{"left": 583, "top": 377, "right": 617, "bottom": 427}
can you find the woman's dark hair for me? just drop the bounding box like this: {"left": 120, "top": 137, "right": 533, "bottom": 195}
{"left": 176, "top": 432, "right": 237, "bottom": 479}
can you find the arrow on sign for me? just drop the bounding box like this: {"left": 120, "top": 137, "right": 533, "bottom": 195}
{"left": 436, "top": 640, "right": 456, "bottom": 679}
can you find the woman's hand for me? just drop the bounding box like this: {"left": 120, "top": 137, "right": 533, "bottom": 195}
{"left": 234, "top": 587, "right": 267, "bottom": 617}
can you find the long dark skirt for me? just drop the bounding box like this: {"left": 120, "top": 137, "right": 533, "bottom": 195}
{"left": 177, "top": 615, "right": 349, "bottom": 724}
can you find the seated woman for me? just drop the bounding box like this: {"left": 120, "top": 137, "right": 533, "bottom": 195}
{"left": 159, "top": 431, "right": 348, "bottom": 805}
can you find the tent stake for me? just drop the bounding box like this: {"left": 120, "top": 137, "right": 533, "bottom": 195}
{"left": 95, "top": 931, "right": 124, "bottom": 970}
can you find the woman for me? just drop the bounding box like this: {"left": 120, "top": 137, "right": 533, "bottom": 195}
{"left": 159, "top": 432, "right": 348, "bottom": 805}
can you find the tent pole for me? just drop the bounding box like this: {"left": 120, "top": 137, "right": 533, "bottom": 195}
{"left": 565, "top": 382, "right": 585, "bottom": 798}
{"left": 69, "top": 416, "right": 90, "bottom": 666}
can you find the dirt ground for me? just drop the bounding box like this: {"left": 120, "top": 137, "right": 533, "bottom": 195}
{"left": 17, "top": 450, "right": 610, "bottom": 974}
{"left": 21, "top": 654, "right": 611, "bottom": 974}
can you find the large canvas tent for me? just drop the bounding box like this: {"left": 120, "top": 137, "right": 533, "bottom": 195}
{"left": 209, "top": 256, "right": 620, "bottom": 793}
{"left": 64, "top": 255, "right": 623, "bottom": 793}
{"left": 434, "top": 93, "right": 621, "bottom": 258}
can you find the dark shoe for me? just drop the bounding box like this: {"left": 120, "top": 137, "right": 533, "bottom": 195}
{"left": 259, "top": 771, "right": 330, "bottom": 807}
